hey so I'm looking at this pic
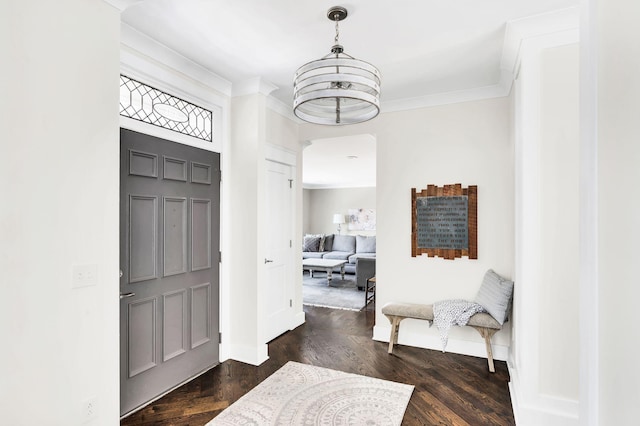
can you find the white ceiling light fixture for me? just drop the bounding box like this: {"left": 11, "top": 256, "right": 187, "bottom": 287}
{"left": 293, "top": 6, "right": 381, "bottom": 126}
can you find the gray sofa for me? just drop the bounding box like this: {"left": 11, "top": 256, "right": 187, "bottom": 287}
{"left": 355, "top": 257, "right": 376, "bottom": 291}
{"left": 303, "top": 234, "right": 376, "bottom": 289}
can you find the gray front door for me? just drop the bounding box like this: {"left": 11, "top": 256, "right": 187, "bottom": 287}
{"left": 119, "top": 128, "right": 220, "bottom": 416}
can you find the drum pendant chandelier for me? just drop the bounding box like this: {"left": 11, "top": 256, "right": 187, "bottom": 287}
{"left": 293, "top": 6, "right": 381, "bottom": 125}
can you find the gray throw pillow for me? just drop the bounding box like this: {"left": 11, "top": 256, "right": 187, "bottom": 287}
{"left": 474, "top": 269, "right": 514, "bottom": 325}
{"left": 323, "top": 234, "right": 334, "bottom": 251}
{"left": 356, "top": 235, "right": 376, "bottom": 253}
{"left": 305, "top": 233, "right": 326, "bottom": 251}
{"left": 303, "top": 236, "right": 320, "bottom": 252}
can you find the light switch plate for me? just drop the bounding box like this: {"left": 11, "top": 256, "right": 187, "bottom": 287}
{"left": 72, "top": 264, "right": 99, "bottom": 288}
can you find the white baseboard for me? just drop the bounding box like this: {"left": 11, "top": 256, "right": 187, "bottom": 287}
{"left": 372, "top": 324, "right": 509, "bottom": 361}
{"left": 508, "top": 362, "right": 579, "bottom": 425}
{"left": 228, "top": 343, "right": 269, "bottom": 366}
{"left": 291, "top": 310, "right": 305, "bottom": 330}
{"left": 226, "top": 311, "right": 303, "bottom": 367}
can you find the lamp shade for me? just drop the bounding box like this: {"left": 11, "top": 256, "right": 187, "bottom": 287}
{"left": 293, "top": 6, "right": 381, "bottom": 126}
{"left": 333, "top": 214, "right": 346, "bottom": 224}
{"left": 293, "top": 56, "right": 380, "bottom": 125}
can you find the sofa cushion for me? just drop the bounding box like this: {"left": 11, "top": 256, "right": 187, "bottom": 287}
{"left": 348, "top": 253, "right": 376, "bottom": 264}
{"left": 332, "top": 235, "right": 356, "bottom": 252}
{"left": 474, "top": 269, "right": 514, "bottom": 325}
{"left": 356, "top": 235, "right": 376, "bottom": 253}
{"left": 303, "top": 236, "right": 321, "bottom": 252}
{"left": 322, "top": 251, "right": 352, "bottom": 261}
{"left": 302, "top": 251, "right": 326, "bottom": 259}
{"left": 323, "top": 234, "right": 334, "bottom": 252}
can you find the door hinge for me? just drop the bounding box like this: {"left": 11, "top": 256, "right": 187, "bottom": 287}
{"left": 290, "top": 240, "right": 292, "bottom": 248}
{"left": 290, "top": 299, "right": 292, "bottom": 307}
{"left": 219, "top": 332, "right": 222, "bottom": 344}
{"left": 288, "top": 179, "right": 293, "bottom": 188}
{"left": 219, "top": 251, "right": 222, "bottom": 263}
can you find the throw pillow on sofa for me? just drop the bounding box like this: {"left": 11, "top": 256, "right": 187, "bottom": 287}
{"left": 304, "top": 233, "right": 326, "bottom": 251}
{"left": 303, "top": 236, "right": 321, "bottom": 252}
{"left": 323, "top": 234, "right": 334, "bottom": 251}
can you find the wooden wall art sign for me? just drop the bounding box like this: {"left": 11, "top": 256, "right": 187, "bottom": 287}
{"left": 411, "top": 183, "right": 477, "bottom": 260}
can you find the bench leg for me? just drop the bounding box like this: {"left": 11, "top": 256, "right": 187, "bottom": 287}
{"left": 472, "top": 327, "right": 498, "bottom": 373}
{"left": 385, "top": 315, "right": 404, "bottom": 354}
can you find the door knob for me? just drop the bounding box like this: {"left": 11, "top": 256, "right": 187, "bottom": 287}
{"left": 265, "top": 258, "right": 274, "bottom": 264}
{"left": 120, "top": 292, "right": 136, "bottom": 299}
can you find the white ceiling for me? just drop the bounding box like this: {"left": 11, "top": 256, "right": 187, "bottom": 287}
{"left": 118, "top": 0, "right": 578, "bottom": 187}
{"left": 303, "top": 134, "right": 376, "bottom": 189}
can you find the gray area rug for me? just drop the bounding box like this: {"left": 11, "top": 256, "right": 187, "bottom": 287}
{"left": 207, "top": 361, "right": 414, "bottom": 425}
{"left": 302, "top": 272, "right": 366, "bottom": 311}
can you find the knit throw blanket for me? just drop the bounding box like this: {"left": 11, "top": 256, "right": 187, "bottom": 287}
{"left": 433, "top": 299, "right": 486, "bottom": 351}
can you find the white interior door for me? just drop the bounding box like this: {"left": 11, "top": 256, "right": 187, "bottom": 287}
{"left": 264, "top": 160, "right": 294, "bottom": 342}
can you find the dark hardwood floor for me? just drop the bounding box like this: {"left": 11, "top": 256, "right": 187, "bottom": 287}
{"left": 121, "top": 305, "right": 515, "bottom": 425}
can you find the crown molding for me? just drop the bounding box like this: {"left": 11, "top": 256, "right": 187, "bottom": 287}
{"left": 352, "top": 6, "right": 580, "bottom": 114}
{"left": 381, "top": 82, "right": 509, "bottom": 113}
{"left": 102, "top": 0, "right": 142, "bottom": 11}
{"left": 231, "top": 77, "right": 278, "bottom": 98}
{"left": 273, "top": 74, "right": 513, "bottom": 117}
{"left": 303, "top": 183, "right": 376, "bottom": 190}
{"left": 501, "top": 6, "right": 580, "bottom": 80}
{"left": 121, "top": 23, "right": 232, "bottom": 97}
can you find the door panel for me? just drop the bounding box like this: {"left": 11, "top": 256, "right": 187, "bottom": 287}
{"left": 191, "top": 199, "right": 212, "bottom": 271}
{"left": 162, "top": 289, "right": 187, "bottom": 362}
{"left": 120, "top": 128, "right": 220, "bottom": 416}
{"left": 163, "top": 156, "right": 188, "bottom": 181}
{"left": 129, "top": 150, "right": 158, "bottom": 177}
{"left": 128, "top": 297, "right": 157, "bottom": 377}
{"left": 163, "top": 197, "right": 187, "bottom": 276}
{"left": 129, "top": 195, "right": 158, "bottom": 283}
{"left": 190, "top": 283, "right": 211, "bottom": 348}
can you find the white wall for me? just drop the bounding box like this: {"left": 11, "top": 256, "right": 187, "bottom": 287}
{"left": 538, "top": 45, "right": 580, "bottom": 400}
{"left": 303, "top": 189, "right": 312, "bottom": 235}
{"left": 1, "top": 1, "right": 120, "bottom": 424}
{"left": 597, "top": 0, "right": 640, "bottom": 422}
{"left": 300, "top": 97, "right": 514, "bottom": 360}
{"left": 226, "top": 97, "right": 305, "bottom": 364}
{"left": 510, "top": 39, "right": 580, "bottom": 424}
{"left": 266, "top": 109, "right": 299, "bottom": 153}
{"left": 228, "top": 93, "right": 268, "bottom": 364}
{"left": 304, "top": 187, "right": 376, "bottom": 236}
{"left": 266, "top": 108, "right": 306, "bottom": 333}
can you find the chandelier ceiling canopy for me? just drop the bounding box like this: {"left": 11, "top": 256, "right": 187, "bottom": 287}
{"left": 293, "top": 6, "right": 381, "bottom": 126}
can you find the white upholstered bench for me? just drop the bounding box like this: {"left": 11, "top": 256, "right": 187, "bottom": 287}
{"left": 380, "top": 269, "right": 514, "bottom": 373}
{"left": 381, "top": 302, "right": 503, "bottom": 372}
